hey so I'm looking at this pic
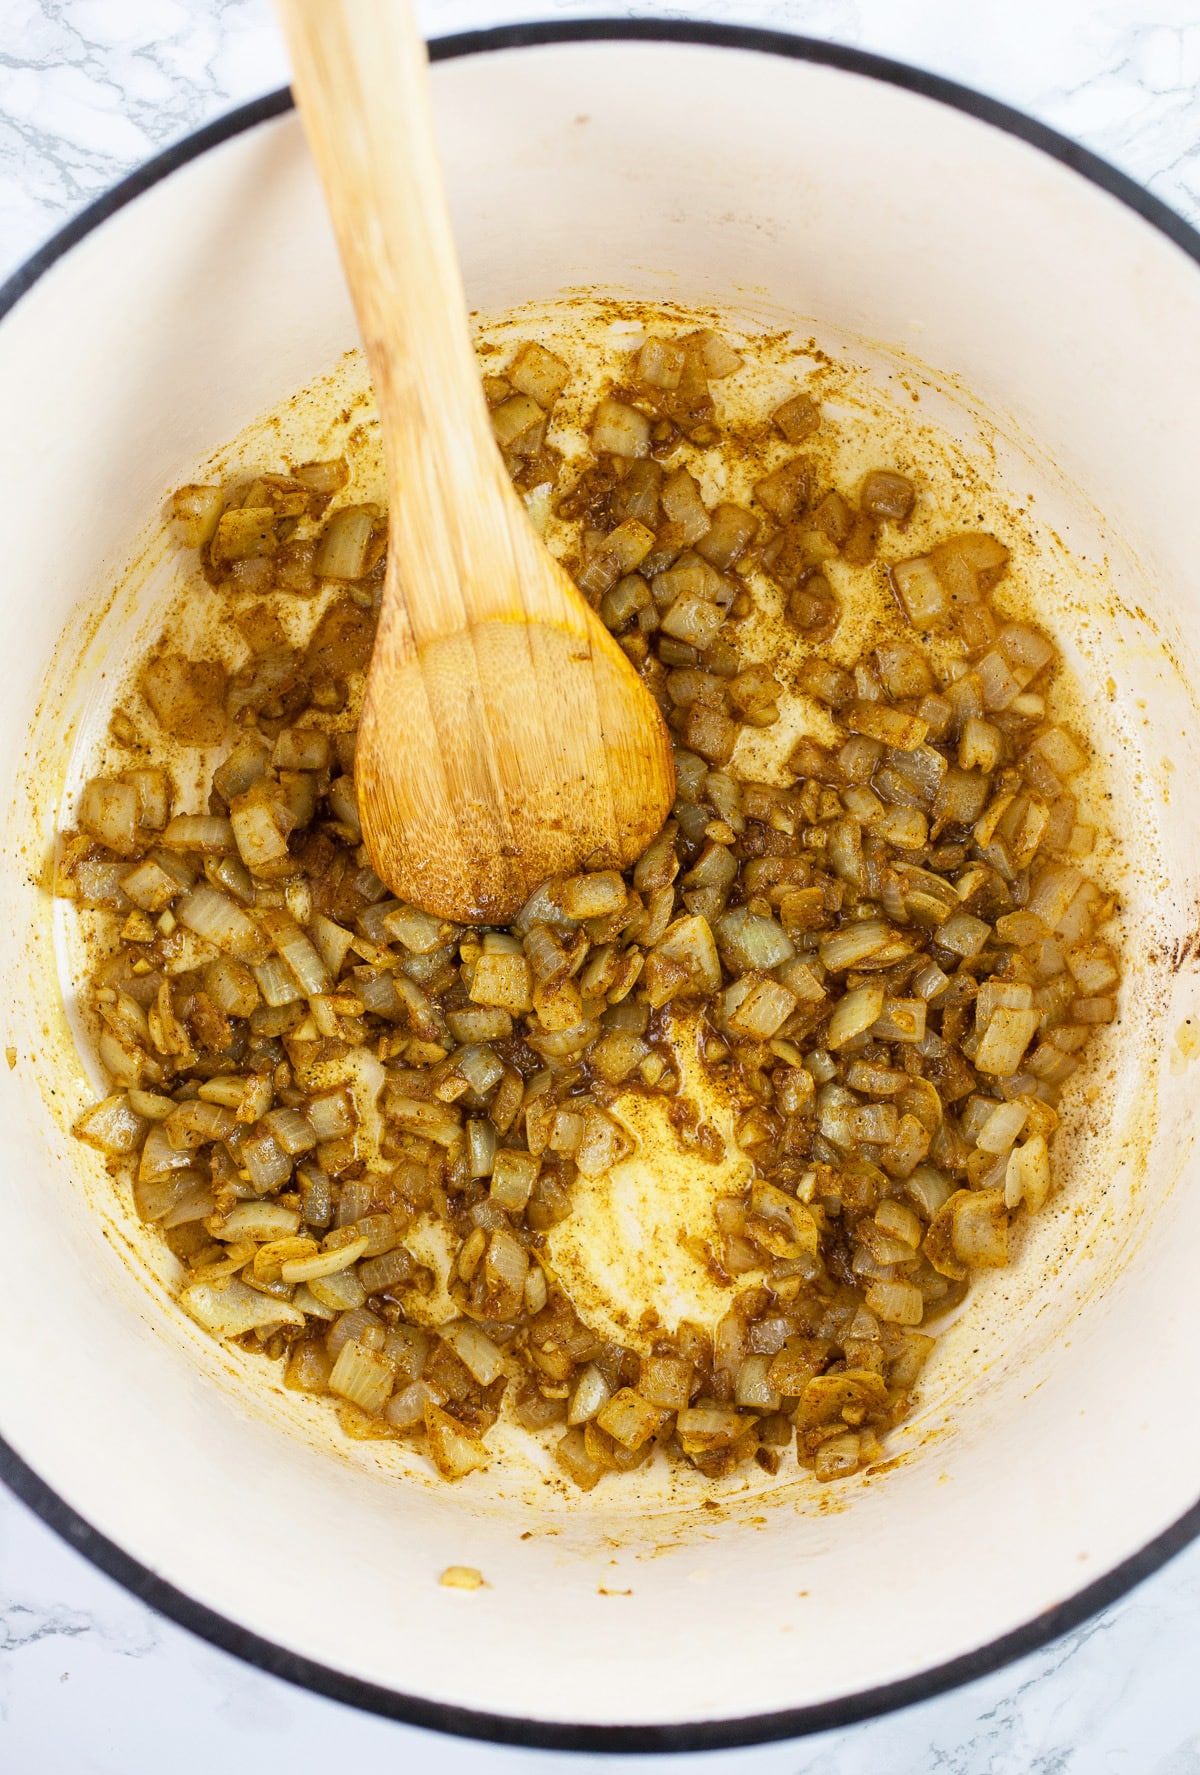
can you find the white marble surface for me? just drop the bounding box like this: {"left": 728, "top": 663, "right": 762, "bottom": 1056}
{"left": 3, "top": 0, "right": 1200, "bottom": 1769}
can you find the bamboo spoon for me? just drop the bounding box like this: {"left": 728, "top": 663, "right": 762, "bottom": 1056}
{"left": 278, "top": 0, "right": 675, "bottom": 925}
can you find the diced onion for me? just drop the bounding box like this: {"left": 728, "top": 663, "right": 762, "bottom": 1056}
{"left": 386, "top": 1380, "right": 437, "bottom": 1430}
{"left": 74, "top": 1093, "right": 146, "bottom": 1155}
{"left": 443, "top": 1322, "right": 505, "bottom": 1387}
{"left": 1005, "top": 1134, "right": 1051, "bottom": 1211}
{"left": 215, "top": 1202, "right": 301, "bottom": 1242}
{"left": 425, "top": 1401, "right": 489, "bottom": 1479}
{"left": 567, "top": 1363, "right": 613, "bottom": 1426}
{"left": 590, "top": 398, "right": 650, "bottom": 458}
{"left": 177, "top": 882, "right": 262, "bottom": 957}
{"left": 314, "top": 505, "right": 375, "bottom": 580}
{"left": 328, "top": 1338, "right": 394, "bottom": 1414}
{"left": 574, "top": 1107, "right": 633, "bottom": 1178}
{"left": 182, "top": 1278, "right": 304, "bottom": 1337}
{"left": 596, "top": 1387, "right": 665, "bottom": 1450}
{"left": 864, "top": 1280, "right": 924, "bottom": 1326}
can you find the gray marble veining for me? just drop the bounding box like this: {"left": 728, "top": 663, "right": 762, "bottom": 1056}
{"left": 2, "top": 1, "right": 1200, "bottom": 1770}
{"left": 5, "top": 0, "right": 1200, "bottom": 272}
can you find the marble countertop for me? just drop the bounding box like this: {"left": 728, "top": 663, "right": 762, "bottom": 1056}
{"left": 3, "top": 1, "right": 1200, "bottom": 1770}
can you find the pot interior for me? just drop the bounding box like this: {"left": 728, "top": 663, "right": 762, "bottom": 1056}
{"left": 1, "top": 35, "right": 1198, "bottom": 1737}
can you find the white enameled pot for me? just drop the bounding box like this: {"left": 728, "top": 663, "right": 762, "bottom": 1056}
{"left": 1, "top": 22, "right": 1199, "bottom": 1753}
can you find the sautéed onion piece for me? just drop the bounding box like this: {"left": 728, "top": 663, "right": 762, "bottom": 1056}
{"left": 61, "top": 322, "right": 1121, "bottom": 1488}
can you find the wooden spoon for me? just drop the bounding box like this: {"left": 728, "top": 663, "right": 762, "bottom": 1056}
{"left": 278, "top": 0, "right": 675, "bottom": 925}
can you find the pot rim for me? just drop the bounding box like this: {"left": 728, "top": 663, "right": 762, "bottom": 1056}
{"left": 2, "top": 17, "right": 1198, "bottom": 1754}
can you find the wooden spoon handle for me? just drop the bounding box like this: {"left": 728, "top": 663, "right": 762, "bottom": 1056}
{"left": 278, "top": 0, "right": 574, "bottom": 641}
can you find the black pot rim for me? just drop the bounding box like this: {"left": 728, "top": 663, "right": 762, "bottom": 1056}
{"left": 3, "top": 16, "right": 1199, "bottom": 1756}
